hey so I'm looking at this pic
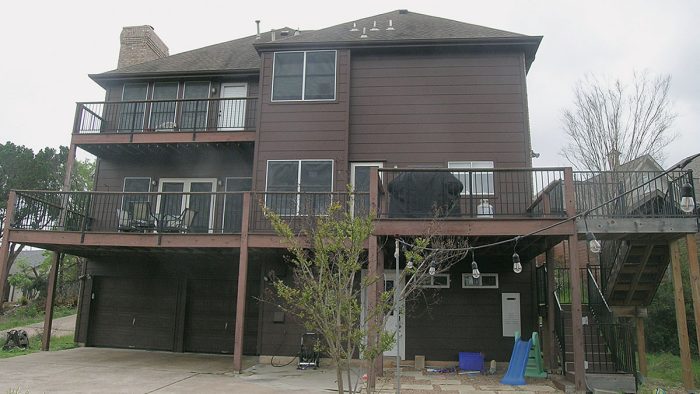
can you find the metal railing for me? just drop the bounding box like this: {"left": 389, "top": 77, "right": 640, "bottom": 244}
{"left": 249, "top": 192, "right": 367, "bottom": 233}
{"left": 535, "top": 264, "right": 548, "bottom": 316}
{"left": 553, "top": 291, "right": 566, "bottom": 374}
{"left": 574, "top": 170, "right": 695, "bottom": 218}
{"left": 377, "top": 168, "right": 566, "bottom": 219}
{"left": 73, "top": 97, "right": 258, "bottom": 134}
{"left": 11, "top": 190, "right": 248, "bottom": 234}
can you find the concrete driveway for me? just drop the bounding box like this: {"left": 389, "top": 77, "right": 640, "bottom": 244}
{"left": 0, "top": 347, "right": 341, "bottom": 393}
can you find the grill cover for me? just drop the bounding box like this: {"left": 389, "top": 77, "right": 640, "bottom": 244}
{"left": 387, "top": 171, "right": 464, "bottom": 218}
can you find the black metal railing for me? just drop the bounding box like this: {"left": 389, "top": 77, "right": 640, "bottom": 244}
{"left": 536, "top": 264, "right": 548, "bottom": 316}
{"left": 553, "top": 291, "right": 566, "bottom": 374}
{"left": 249, "top": 192, "right": 367, "bottom": 233}
{"left": 599, "top": 240, "right": 629, "bottom": 295}
{"left": 377, "top": 168, "right": 566, "bottom": 219}
{"left": 574, "top": 170, "right": 695, "bottom": 218}
{"left": 74, "top": 97, "right": 258, "bottom": 134}
{"left": 11, "top": 190, "right": 248, "bottom": 234}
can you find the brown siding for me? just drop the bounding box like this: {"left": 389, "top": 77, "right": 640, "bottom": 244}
{"left": 348, "top": 49, "right": 530, "bottom": 168}
{"left": 405, "top": 260, "right": 536, "bottom": 362}
{"left": 254, "top": 50, "right": 351, "bottom": 191}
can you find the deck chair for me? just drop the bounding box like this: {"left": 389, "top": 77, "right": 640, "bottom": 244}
{"left": 131, "top": 201, "right": 156, "bottom": 231}
{"left": 160, "top": 208, "right": 198, "bottom": 233}
{"left": 116, "top": 208, "right": 134, "bottom": 231}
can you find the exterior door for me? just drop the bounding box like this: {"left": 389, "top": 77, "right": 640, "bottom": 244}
{"left": 218, "top": 83, "right": 247, "bottom": 130}
{"left": 158, "top": 178, "right": 216, "bottom": 233}
{"left": 360, "top": 269, "right": 405, "bottom": 360}
{"left": 223, "top": 177, "right": 252, "bottom": 232}
{"left": 184, "top": 279, "right": 236, "bottom": 353}
{"left": 351, "top": 163, "right": 382, "bottom": 217}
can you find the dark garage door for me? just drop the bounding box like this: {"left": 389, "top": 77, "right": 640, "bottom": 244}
{"left": 183, "top": 279, "right": 236, "bottom": 353}
{"left": 88, "top": 276, "right": 178, "bottom": 351}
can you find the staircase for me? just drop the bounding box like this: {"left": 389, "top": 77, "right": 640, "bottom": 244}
{"left": 560, "top": 304, "right": 616, "bottom": 376}
{"left": 603, "top": 240, "right": 670, "bottom": 306}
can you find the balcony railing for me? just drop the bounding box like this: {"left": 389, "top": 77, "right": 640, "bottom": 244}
{"left": 377, "top": 168, "right": 566, "bottom": 219}
{"left": 73, "top": 97, "right": 258, "bottom": 134}
{"left": 574, "top": 170, "right": 694, "bottom": 217}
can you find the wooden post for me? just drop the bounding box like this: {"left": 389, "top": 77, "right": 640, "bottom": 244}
{"left": 367, "top": 235, "right": 379, "bottom": 390}
{"left": 0, "top": 191, "right": 17, "bottom": 309}
{"left": 685, "top": 233, "right": 700, "bottom": 358}
{"left": 635, "top": 317, "right": 648, "bottom": 377}
{"left": 42, "top": 252, "right": 61, "bottom": 351}
{"left": 670, "top": 240, "right": 694, "bottom": 390}
{"left": 563, "top": 168, "right": 585, "bottom": 391}
{"left": 62, "top": 143, "right": 77, "bottom": 192}
{"left": 546, "top": 247, "right": 558, "bottom": 371}
{"left": 233, "top": 192, "right": 251, "bottom": 372}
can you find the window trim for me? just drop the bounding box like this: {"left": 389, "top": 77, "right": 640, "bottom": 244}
{"left": 122, "top": 177, "right": 152, "bottom": 193}
{"left": 271, "top": 50, "right": 338, "bottom": 102}
{"left": 448, "top": 161, "right": 495, "bottom": 196}
{"left": 120, "top": 83, "right": 149, "bottom": 132}
{"left": 461, "top": 273, "right": 499, "bottom": 289}
{"left": 265, "top": 159, "right": 335, "bottom": 215}
{"left": 417, "top": 273, "right": 451, "bottom": 289}
{"left": 156, "top": 178, "right": 217, "bottom": 233}
{"left": 148, "top": 81, "right": 180, "bottom": 130}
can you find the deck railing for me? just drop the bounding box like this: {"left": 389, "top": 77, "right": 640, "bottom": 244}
{"left": 377, "top": 168, "right": 566, "bottom": 219}
{"left": 574, "top": 170, "right": 695, "bottom": 218}
{"left": 73, "top": 97, "right": 258, "bottom": 134}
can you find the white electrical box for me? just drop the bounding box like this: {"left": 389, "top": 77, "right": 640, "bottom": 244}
{"left": 502, "top": 293, "right": 521, "bottom": 337}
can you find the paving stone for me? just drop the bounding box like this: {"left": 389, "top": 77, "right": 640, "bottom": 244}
{"left": 400, "top": 384, "right": 435, "bottom": 390}
{"left": 458, "top": 389, "right": 495, "bottom": 394}
{"left": 526, "top": 385, "right": 556, "bottom": 391}
{"left": 434, "top": 379, "right": 462, "bottom": 385}
{"left": 479, "top": 385, "right": 517, "bottom": 390}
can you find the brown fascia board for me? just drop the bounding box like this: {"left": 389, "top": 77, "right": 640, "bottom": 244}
{"left": 89, "top": 69, "right": 260, "bottom": 88}
{"left": 254, "top": 36, "right": 543, "bottom": 70}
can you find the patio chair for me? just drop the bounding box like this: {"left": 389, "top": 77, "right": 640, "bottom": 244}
{"left": 116, "top": 208, "right": 134, "bottom": 232}
{"left": 160, "top": 208, "right": 198, "bottom": 233}
{"left": 131, "top": 201, "right": 156, "bottom": 231}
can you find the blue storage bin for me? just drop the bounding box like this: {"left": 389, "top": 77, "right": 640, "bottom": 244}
{"left": 459, "top": 352, "right": 484, "bottom": 372}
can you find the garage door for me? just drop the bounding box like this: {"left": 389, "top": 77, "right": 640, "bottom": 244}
{"left": 183, "top": 279, "right": 236, "bottom": 353}
{"left": 88, "top": 276, "right": 178, "bottom": 351}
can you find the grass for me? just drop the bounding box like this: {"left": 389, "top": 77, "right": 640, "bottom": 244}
{"left": 0, "top": 304, "right": 77, "bottom": 332}
{"left": 638, "top": 353, "right": 700, "bottom": 393}
{"left": 0, "top": 334, "right": 77, "bottom": 359}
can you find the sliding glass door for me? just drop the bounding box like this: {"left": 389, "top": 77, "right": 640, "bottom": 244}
{"left": 157, "top": 178, "right": 216, "bottom": 233}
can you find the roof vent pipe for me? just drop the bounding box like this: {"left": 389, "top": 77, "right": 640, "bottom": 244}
{"left": 350, "top": 22, "right": 358, "bottom": 32}
{"left": 386, "top": 19, "right": 395, "bottom": 30}
{"left": 360, "top": 27, "right": 367, "bottom": 39}
{"left": 294, "top": 29, "right": 300, "bottom": 36}
{"left": 271, "top": 29, "right": 275, "bottom": 41}
{"left": 255, "top": 20, "right": 261, "bottom": 39}
{"left": 370, "top": 20, "right": 379, "bottom": 31}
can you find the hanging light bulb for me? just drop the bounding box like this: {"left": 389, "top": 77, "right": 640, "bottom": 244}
{"left": 428, "top": 261, "right": 436, "bottom": 276}
{"left": 586, "top": 231, "right": 602, "bottom": 254}
{"left": 512, "top": 252, "right": 522, "bottom": 274}
{"left": 471, "top": 260, "right": 481, "bottom": 279}
{"left": 406, "top": 259, "right": 414, "bottom": 269}
{"left": 680, "top": 182, "right": 695, "bottom": 213}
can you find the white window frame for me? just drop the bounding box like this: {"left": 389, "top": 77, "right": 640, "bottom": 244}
{"left": 156, "top": 178, "right": 217, "bottom": 233}
{"left": 417, "top": 273, "right": 451, "bottom": 289}
{"left": 271, "top": 50, "right": 337, "bottom": 102}
{"left": 350, "top": 162, "right": 383, "bottom": 217}
{"left": 120, "top": 83, "right": 149, "bottom": 131}
{"left": 265, "top": 159, "right": 335, "bottom": 216}
{"left": 448, "top": 161, "right": 495, "bottom": 196}
{"left": 122, "top": 177, "right": 152, "bottom": 192}
{"left": 182, "top": 81, "right": 212, "bottom": 130}
{"left": 147, "top": 81, "right": 180, "bottom": 130}
{"left": 461, "top": 273, "right": 499, "bottom": 289}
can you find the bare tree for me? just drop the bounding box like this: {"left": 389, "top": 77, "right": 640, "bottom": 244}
{"left": 560, "top": 71, "right": 677, "bottom": 171}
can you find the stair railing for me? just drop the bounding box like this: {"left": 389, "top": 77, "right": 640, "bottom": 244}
{"left": 553, "top": 291, "right": 566, "bottom": 374}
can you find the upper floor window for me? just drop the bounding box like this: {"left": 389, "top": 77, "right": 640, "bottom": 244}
{"left": 272, "top": 51, "right": 336, "bottom": 101}
{"left": 266, "top": 160, "right": 334, "bottom": 215}
{"left": 448, "top": 161, "right": 495, "bottom": 195}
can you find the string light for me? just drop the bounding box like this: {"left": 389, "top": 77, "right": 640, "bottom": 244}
{"left": 428, "top": 261, "right": 436, "bottom": 276}
{"left": 680, "top": 182, "right": 695, "bottom": 213}
{"left": 512, "top": 236, "right": 522, "bottom": 274}
{"left": 586, "top": 231, "right": 602, "bottom": 254}
{"left": 406, "top": 259, "right": 414, "bottom": 269}
{"left": 471, "top": 250, "right": 480, "bottom": 279}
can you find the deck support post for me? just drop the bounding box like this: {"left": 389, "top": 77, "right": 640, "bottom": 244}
{"left": 0, "top": 190, "right": 16, "bottom": 310}
{"left": 41, "top": 252, "right": 62, "bottom": 351}
{"left": 684, "top": 233, "right": 700, "bottom": 358}
{"left": 568, "top": 235, "right": 586, "bottom": 391}
{"left": 367, "top": 167, "right": 384, "bottom": 389}
{"left": 233, "top": 192, "right": 251, "bottom": 372}
{"left": 635, "top": 316, "right": 648, "bottom": 377}
{"left": 670, "top": 239, "right": 694, "bottom": 390}
{"left": 545, "top": 246, "right": 558, "bottom": 372}
{"left": 62, "top": 143, "right": 77, "bottom": 192}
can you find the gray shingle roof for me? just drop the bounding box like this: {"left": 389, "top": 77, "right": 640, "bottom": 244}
{"left": 259, "top": 9, "right": 527, "bottom": 46}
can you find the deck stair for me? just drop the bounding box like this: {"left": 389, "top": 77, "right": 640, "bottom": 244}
{"left": 602, "top": 240, "right": 669, "bottom": 306}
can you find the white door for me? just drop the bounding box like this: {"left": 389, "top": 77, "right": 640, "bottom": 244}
{"left": 218, "top": 83, "right": 247, "bottom": 130}
{"left": 157, "top": 178, "right": 217, "bottom": 233}
{"left": 350, "top": 162, "right": 382, "bottom": 217}
{"left": 360, "top": 269, "right": 405, "bottom": 360}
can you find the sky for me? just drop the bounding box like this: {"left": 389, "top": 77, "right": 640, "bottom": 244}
{"left": 0, "top": 0, "right": 698, "bottom": 168}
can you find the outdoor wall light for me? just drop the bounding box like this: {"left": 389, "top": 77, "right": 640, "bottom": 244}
{"left": 512, "top": 252, "right": 522, "bottom": 274}
{"left": 586, "top": 231, "right": 602, "bottom": 254}
{"left": 471, "top": 260, "right": 480, "bottom": 279}
{"left": 406, "top": 259, "right": 414, "bottom": 269}
{"left": 680, "top": 182, "right": 695, "bottom": 213}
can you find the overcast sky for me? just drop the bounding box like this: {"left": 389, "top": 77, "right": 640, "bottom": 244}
{"left": 1, "top": 0, "right": 697, "bottom": 168}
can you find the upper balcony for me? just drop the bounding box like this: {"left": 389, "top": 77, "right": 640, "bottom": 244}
{"left": 71, "top": 97, "right": 258, "bottom": 157}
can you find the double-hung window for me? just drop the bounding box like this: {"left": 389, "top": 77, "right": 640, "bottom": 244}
{"left": 272, "top": 51, "right": 336, "bottom": 101}
{"left": 448, "top": 161, "right": 494, "bottom": 195}
{"left": 266, "top": 160, "right": 333, "bottom": 215}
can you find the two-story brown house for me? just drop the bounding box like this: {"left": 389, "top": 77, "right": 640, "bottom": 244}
{"left": 1, "top": 10, "right": 696, "bottom": 391}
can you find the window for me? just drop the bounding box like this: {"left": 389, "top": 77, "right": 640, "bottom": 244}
{"left": 448, "top": 161, "right": 494, "bottom": 195}
{"left": 272, "top": 51, "right": 336, "bottom": 101}
{"left": 462, "top": 273, "right": 499, "bottom": 289}
{"left": 351, "top": 163, "right": 383, "bottom": 217}
{"left": 266, "top": 160, "right": 333, "bottom": 215}
{"left": 119, "top": 83, "right": 148, "bottom": 132}
{"left": 149, "top": 82, "right": 178, "bottom": 130}
{"left": 417, "top": 273, "right": 450, "bottom": 289}
{"left": 121, "top": 177, "right": 152, "bottom": 216}
{"left": 223, "top": 177, "right": 252, "bottom": 232}
{"left": 181, "top": 82, "right": 210, "bottom": 131}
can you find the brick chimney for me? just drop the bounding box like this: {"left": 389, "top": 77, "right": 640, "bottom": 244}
{"left": 118, "top": 25, "right": 169, "bottom": 69}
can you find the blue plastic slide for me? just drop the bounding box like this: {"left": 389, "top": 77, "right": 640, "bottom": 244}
{"left": 500, "top": 332, "right": 532, "bottom": 386}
